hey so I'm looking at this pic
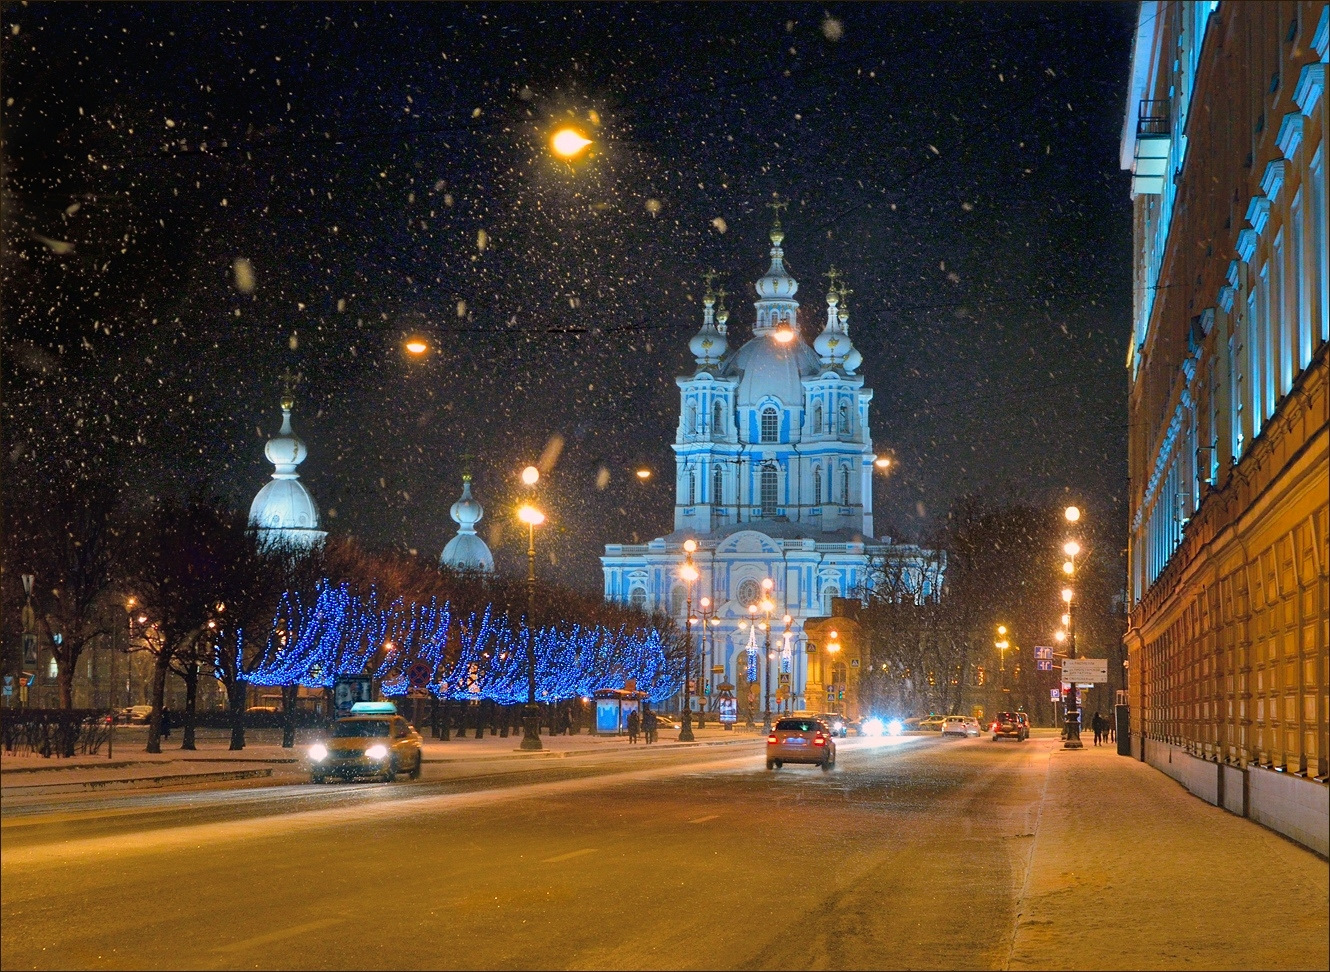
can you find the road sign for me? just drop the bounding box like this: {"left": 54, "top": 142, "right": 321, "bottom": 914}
{"left": 1050, "top": 688, "right": 1062, "bottom": 702}
{"left": 2, "top": 675, "right": 13, "bottom": 697}
{"left": 1062, "top": 658, "right": 1108, "bottom": 682}
{"left": 1036, "top": 659, "right": 1053, "bottom": 671}
{"left": 333, "top": 675, "right": 373, "bottom": 718}
{"left": 405, "top": 660, "right": 432, "bottom": 689}
{"left": 22, "top": 632, "right": 36, "bottom": 665}
{"left": 1034, "top": 646, "right": 1053, "bottom": 660}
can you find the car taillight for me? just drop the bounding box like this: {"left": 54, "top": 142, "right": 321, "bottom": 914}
{"left": 814, "top": 734, "right": 826, "bottom": 746}
{"left": 767, "top": 734, "right": 777, "bottom": 744}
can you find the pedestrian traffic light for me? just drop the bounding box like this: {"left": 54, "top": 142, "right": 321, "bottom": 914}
{"left": 837, "top": 690, "right": 844, "bottom": 701}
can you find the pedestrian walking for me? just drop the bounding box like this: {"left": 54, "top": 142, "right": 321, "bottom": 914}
{"left": 643, "top": 707, "right": 658, "bottom": 744}
{"left": 1091, "top": 711, "right": 1104, "bottom": 746}
{"left": 626, "top": 708, "right": 640, "bottom": 744}
{"left": 160, "top": 705, "right": 173, "bottom": 740}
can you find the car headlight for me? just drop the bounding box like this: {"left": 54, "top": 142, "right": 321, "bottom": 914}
{"left": 862, "top": 717, "right": 884, "bottom": 737}
{"left": 886, "top": 719, "right": 904, "bottom": 737}
{"left": 308, "top": 743, "right": 328, "bottom": 762}
{"left": 365, "top": 744, "right": 388, "bottom": 760}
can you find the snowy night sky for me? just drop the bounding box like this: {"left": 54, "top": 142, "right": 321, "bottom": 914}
{"left": 1, "top": 2, "right": 1136, "bottom": 588}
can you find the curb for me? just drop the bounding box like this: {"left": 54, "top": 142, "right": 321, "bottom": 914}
{"left": 1, "top": 768, "right": 275, "bottom": 795}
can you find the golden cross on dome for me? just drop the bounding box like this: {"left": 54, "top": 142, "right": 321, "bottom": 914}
{"left": 765, "top": 195, "right": 788, "bottom": 229}
{"left": 702, "top": 269, "right": 719, "bottom": 298}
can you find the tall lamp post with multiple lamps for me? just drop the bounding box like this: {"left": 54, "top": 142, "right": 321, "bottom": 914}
{"left": 517, "top": 464, "right": 545, "bottom": 752}
{"left": 759, "top": 578, "right": 775, "bottom": 734}
{"left": 1061, "top": 505, "right": 1084, "bottom": 750}
{"left": 678, "top": 540, "right": 699, "bottom": 742}
{"left": 995, "top": 624, "right": 1010, "bottom": 700}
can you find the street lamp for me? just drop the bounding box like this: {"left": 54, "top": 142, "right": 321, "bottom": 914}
{"left": 698, "top": 596, "right": 718, "bottom": 728}
{"left": 678, "top": 540, "right": 699, "bottom": 742}
{"left": 551, "top": 128, "right": 591, "bottom": 158}
{"left": 404, "top": 337, "right": 428, "bottom": 355}
{"left": 517, "top": 502, "right": 545, "bottom": 751}
{"left": 760, "top": 578, "right": 775, "bottom": 733}
{"left": 1061, "top": 507, "right": 1084, "bottom": 750}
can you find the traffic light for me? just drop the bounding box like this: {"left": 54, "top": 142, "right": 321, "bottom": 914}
{"left": 837, "top": 690, "right": 844, "bottom": 701}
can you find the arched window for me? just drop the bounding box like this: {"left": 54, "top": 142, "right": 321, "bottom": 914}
{"left": 838, "top": 403, "right": 851, "bottom": 434}
{"left": 760, "top": 406, "right": 779, "bottom": 443}
{"left": 812, "top": 403, "right": 823, "bottom": 433}
{"left": 687, "top": 471, "right": 696, "bottom": 505}
{"left": 840, "top": 465, "right": 851, "bottom": 504}
{"left": 629, "top": 588, "right": 647, "bottom": 609}
{"left": 670, "top": 586, "right": 686, "bottom": 617}
{"left": 686, "top": 404, "right": 697, "bottom": 434}
{"left": 822, "top": 585, "right": 840, "bottom": 615}
{"left": 813, "top": 466, "right": 823, "bottom": 503}
{"left": 712, "top": 465, "right": 724, "bottom": 504}
{"left": 712, "top": 399, "right": 725, "bottom": 435}
{"left": 761, "top": 467, "right": 779, "bottom": 516}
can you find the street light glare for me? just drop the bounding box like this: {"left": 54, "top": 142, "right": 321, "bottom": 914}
{"left": 683, "top": 539, "right": 697, "bottom": 553}
{"left": 773, "top": 326, "right": 796, "bottom": 343}
{"left": 874, "top": 457, "right": 892, "bottom": 469}
{"left": 1055, "top": 630, "right": 1067, "bottom": 642}
{"left": 635, "top": 468, "right": 651, "bottom": 480}
{"left": 997, "top": 624, "right": 1007, "bottom": 635}
{"left": 551, "top": 128, "right": 591, "bottom": 157}
{"left": 1061, "top": 587, "right": 1074, "bottom": 603}
{"left": 761, "top": 577, "right": 774, "bottom": 591}
{"left": 679, "top": 563, "right": 699, "bottom": 582}
{"left": 517, "top": 504, "right": 545, "bottom": 526}
{"left": 404, "top": 338, "right": 428, "bottom": 355}
{"left": 1063, "top": 540, "right": 1081, "bottom": 557}
{"left": 1065, "top": 505, "right": 1081, "bottom": 523}
{"left": 1063, "top": 561, "right": 1075, "bottom": 575}
{"left": 521, "top": 465, "right": 540, "bottom": 486}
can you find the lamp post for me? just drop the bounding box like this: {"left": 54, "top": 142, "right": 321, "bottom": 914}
{"left": 1062, "top": 508, "right": 1084, "bottom": 750}
{"left": 827, "top": 629, "right": 842, "bottom": 714}
{"left": 760, "top": 578, "right": 775, "bottom": 733}
{"left": 698, "top": 596, "right": 714, "bottom": 725}
{"left": 678, "top": 540, "right": 699, "bottom": 742}
{"left": 518, "top": 502, "right": 545, "bottom": 751}
{"left": 995, "top": 624, "right": 1010, "bottom": 700}
{"left": 780, "top": 614, "right": 793, "bottom": 714}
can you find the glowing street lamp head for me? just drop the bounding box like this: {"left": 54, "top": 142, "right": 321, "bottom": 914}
{"left": 997, "top": 624, "right": 1007, "bottom": 636}
{"left": 518, "top": 504, "right": 545, "bottom": 526}
{"left": 1065, "top": 505, "right": 1081, "bottom": 523}
{"left": 761, "top": 578, "right": 774, "bottom": 592}
{"left": 700, "top": 596, "right": 711, "bottom": 610}
{"left": 1063, "top": 561, "right": 1075, "bottom": 575}
{"left": 683, "top": 539, "right": 698, "bottom": 554}
{"left": 760, "top": 598, "right": 774, "bottom": 613}
{"left": 521, "top": 465, "right": 540, "bottom": 486}
{"left": 874, "top": 457, "right": 892, "bottom": 470}
{"left": 679, "top": 563, "right": 699, "bottom": 583}
{"left": 1061, "top": 587, "right": 1074, "bottom": 603}
{"left": 635, "top": 468, "right": 651, "bottom": 480}
{"left": 404, "top": 337, "right": 428, "bottom": 355}
{"left": 1062, "top": 614, "right": 1070, "bottom": 627}
{"left": 773, "top": 326, "right": 796, "bottom": 344}
{"left": 1063, "top": 540, "right": 1081, "bottom": 557}
{"left": 551, "top": 128, "right": 591, "bottom": 158}
{"left": 1055, "top": 630, "right": 1067, "bottom": 643}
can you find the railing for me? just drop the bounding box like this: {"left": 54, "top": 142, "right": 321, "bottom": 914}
{"left": 1137, "top": 99, "right": 1170, "bottom": 138}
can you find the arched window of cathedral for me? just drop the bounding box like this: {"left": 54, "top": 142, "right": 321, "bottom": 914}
{"left": 712, "top": 399, "right": 725, "bottom": 435}
{"left": 629, "top": 588, "right": 647, "bottom": 609}
{"left": 737, "top": 578, "right": 760, "bottom": 607}
{"left": 838, "top": 403, "right": 851, "bottom": 434}
{"left": 687, "top": 471, "right": 696, "bottom": 506}
{"left": 812, "top": 403, "right": 823, "bottom": 434}
{"left": 670, "top": 586, "right": 686, "bottom": 617}
{"left": 760, "top": 467, "right": 779, "bottom": 516}
{"left": 822, "top": 585, "right": 840, "bottom": 615}
{"left": 813, "top": 466, "right": 822, "bottom": 504}
{"left": 712, "top": 465, "right": 724, "bottom": 504}
{"left": 687, "top": 404, "right": 697, "bottom": 434}
{"left": 840, "top": 465, "right": 851, "bottom": 505}
{"left": 760, "top": 406, "right": 779, "bottom": 443}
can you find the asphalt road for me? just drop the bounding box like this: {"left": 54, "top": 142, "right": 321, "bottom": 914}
{"left": 2, "top": 733, "right": 1052, "bottom": 970}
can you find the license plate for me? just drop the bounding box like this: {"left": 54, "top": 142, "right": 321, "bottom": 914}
{"left": 786, "top": 738, "right": 807, "bottom": 746}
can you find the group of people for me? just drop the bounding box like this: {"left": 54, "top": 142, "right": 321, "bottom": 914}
{"left": 625, "top": 706, "right": 658, "bottom": 744}
{"left": 1090, "top": 710, "right": 1115, "bottom": 746}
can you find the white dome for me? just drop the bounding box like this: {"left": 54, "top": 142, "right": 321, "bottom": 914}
{"left": 723, "top": 332, "right": 821, "bottom": 407}
{"left": 441, "top": 476, "right": 494, "bottom": 572}
{"left": 249, "top": 396, "right": 325, "bottom": 551}
{"left": 754, "top": 230, "right": 798, "bottom": 300}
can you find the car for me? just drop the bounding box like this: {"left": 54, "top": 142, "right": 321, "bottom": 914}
{"left": 767, "top": 717, "right": 837, "bottom": 771}
{"left": 941, "top": 715, "right": 982, "bottom": 737}
{"left": 816, "top": 713, "right": 850, "bottom": 737}
{"left": 990, "top": 711, "right": 1030, "bottom": 741}
{"left": 119, "top": 705, "right": 153, "bottom": 724}
{"left": 307, "top": 702, "right": 424, "bottom": 782}
{"left": 918, "top": 715, "right": 947, "bottom": 732}
{"left": 246, "top": 705, "right": 279, "bottom": 714}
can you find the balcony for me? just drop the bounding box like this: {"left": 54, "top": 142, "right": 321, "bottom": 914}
{"left": 1133, "top": 100, "right": 1171, "bottom": 195}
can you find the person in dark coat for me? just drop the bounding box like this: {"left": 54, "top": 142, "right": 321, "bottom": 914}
{"left": 160, "top": 706, "right": 173, "bottom": 740}
{"left": 626, "top": 708, "right": 640, "bottom": 744}
{"left": 1091, "top": 711, "right": 1104, "bottom": 746}
{"left": 643, "top": 707, "right": 658, "bottom": 744}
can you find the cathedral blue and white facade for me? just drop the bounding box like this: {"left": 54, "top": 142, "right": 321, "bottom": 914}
{"left": 602, "top": 220, "right": 943, "bottom": 713}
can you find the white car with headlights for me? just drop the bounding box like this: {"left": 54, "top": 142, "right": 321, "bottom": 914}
{"left": 941, "top": 715, "right": 982, "bottom": 737}
{"left": 308, "top": 702, "right": 423, "bottom": 783}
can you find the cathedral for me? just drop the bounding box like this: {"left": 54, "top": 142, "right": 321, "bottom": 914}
{"left": 601, "top": 217, "right": 943, "bottom": 718}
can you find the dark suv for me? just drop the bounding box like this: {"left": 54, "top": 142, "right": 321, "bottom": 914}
{"left": 990, "top": 711, "right": 1029, "bottom": 741}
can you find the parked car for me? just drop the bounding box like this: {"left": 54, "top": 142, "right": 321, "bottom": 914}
{"left": 941, "top": 715, "right": 982, "bottom": 737}
{"left": 767, "top": 717, "right": 836, "bottom": 771}
{"left": 990, "top": 711, "right": 1030, "bottom": 741}
{"left": 119, "top": 705, "right": 153, "bottom": 724}
{"left": 918, "top": 715, "right": 947, "bottom": 732}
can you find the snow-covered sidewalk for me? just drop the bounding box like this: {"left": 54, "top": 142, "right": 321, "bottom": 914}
{"left": 1008, "top": 741, "right": 1329, "bottom": 970}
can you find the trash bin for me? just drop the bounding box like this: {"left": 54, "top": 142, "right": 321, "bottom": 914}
{"left": 1115, "top": 704, "right": 1131, "bottom": 756}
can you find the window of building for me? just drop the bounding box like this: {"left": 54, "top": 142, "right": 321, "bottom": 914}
{"left": 687, "top": 404, "right": 697, "bottom": 434}
{"left": 712, "top": 399, "right": 725, "bottom": 435}
{"left": 1311, "top": 144, "right": 1327, "bottom": 347}
{"left": 687, "top": 471, "right": 696, "bottom": 506}
{"left": 1274, "top": 231, "right": 1291, "bottom": 396}
{"left": 813, "top": 466, "right": 822, "bottom": 504}
{"left": 1292, "top": 190, "right": 1309, "bottom": 371}
{"left": 760, "top": 407, "right": 779, "bottom": 443}
{"left": 1229, "top": 334, "right": 1244, "bottom": 458}
{"left": 712, "top": 466, "right": 724, "bottom": 505}
{"left": 737, "top": 578, "right": 760, "bottom": 607}
{"left": 1247, "top": 289, "right": 1263, "bottom": 440}
{"left": 812, "top": 403, "right": 823, "bottom": 433}
{"left": 48, "top": 656, "right": 58, "bottom": 679}
{"left": 1260, "top": 262, "right": 1275, "bottom": 419}
{"left": 760, "top": 467, "right": 778, "bottom": 515}
{"left": 670, "top": 586, "right": 686, "bottom": 617}
{"left": 629, "top": 588, "right": 647, "bottom": 609}
{"left": 838, "top": 403, "right": 850, "bottom": 434}
{"left": 840, "top": 465, "right": 851, "bottom": 505}
{"left": 822, "top": 585, "right": 839, "bottom": 615}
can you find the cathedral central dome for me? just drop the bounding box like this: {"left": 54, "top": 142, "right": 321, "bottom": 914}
{"left": 722, "top": 331, "right": 822, "bottom": 407}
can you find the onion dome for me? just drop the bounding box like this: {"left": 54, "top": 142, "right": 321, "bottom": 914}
{"left": 441, "top": 474, "right": 494, "bottom": 572}
{"left": 814, "top": 276, "right": 862, "bottom": 374}
{"left": 752, "top": 202, "right": 799, "bottom": 336}
{"left": 688, "top": 278, "right": 727, "bottom": 367}
{"left": 249, "top": 393, "right": 325, "bottom": 551}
